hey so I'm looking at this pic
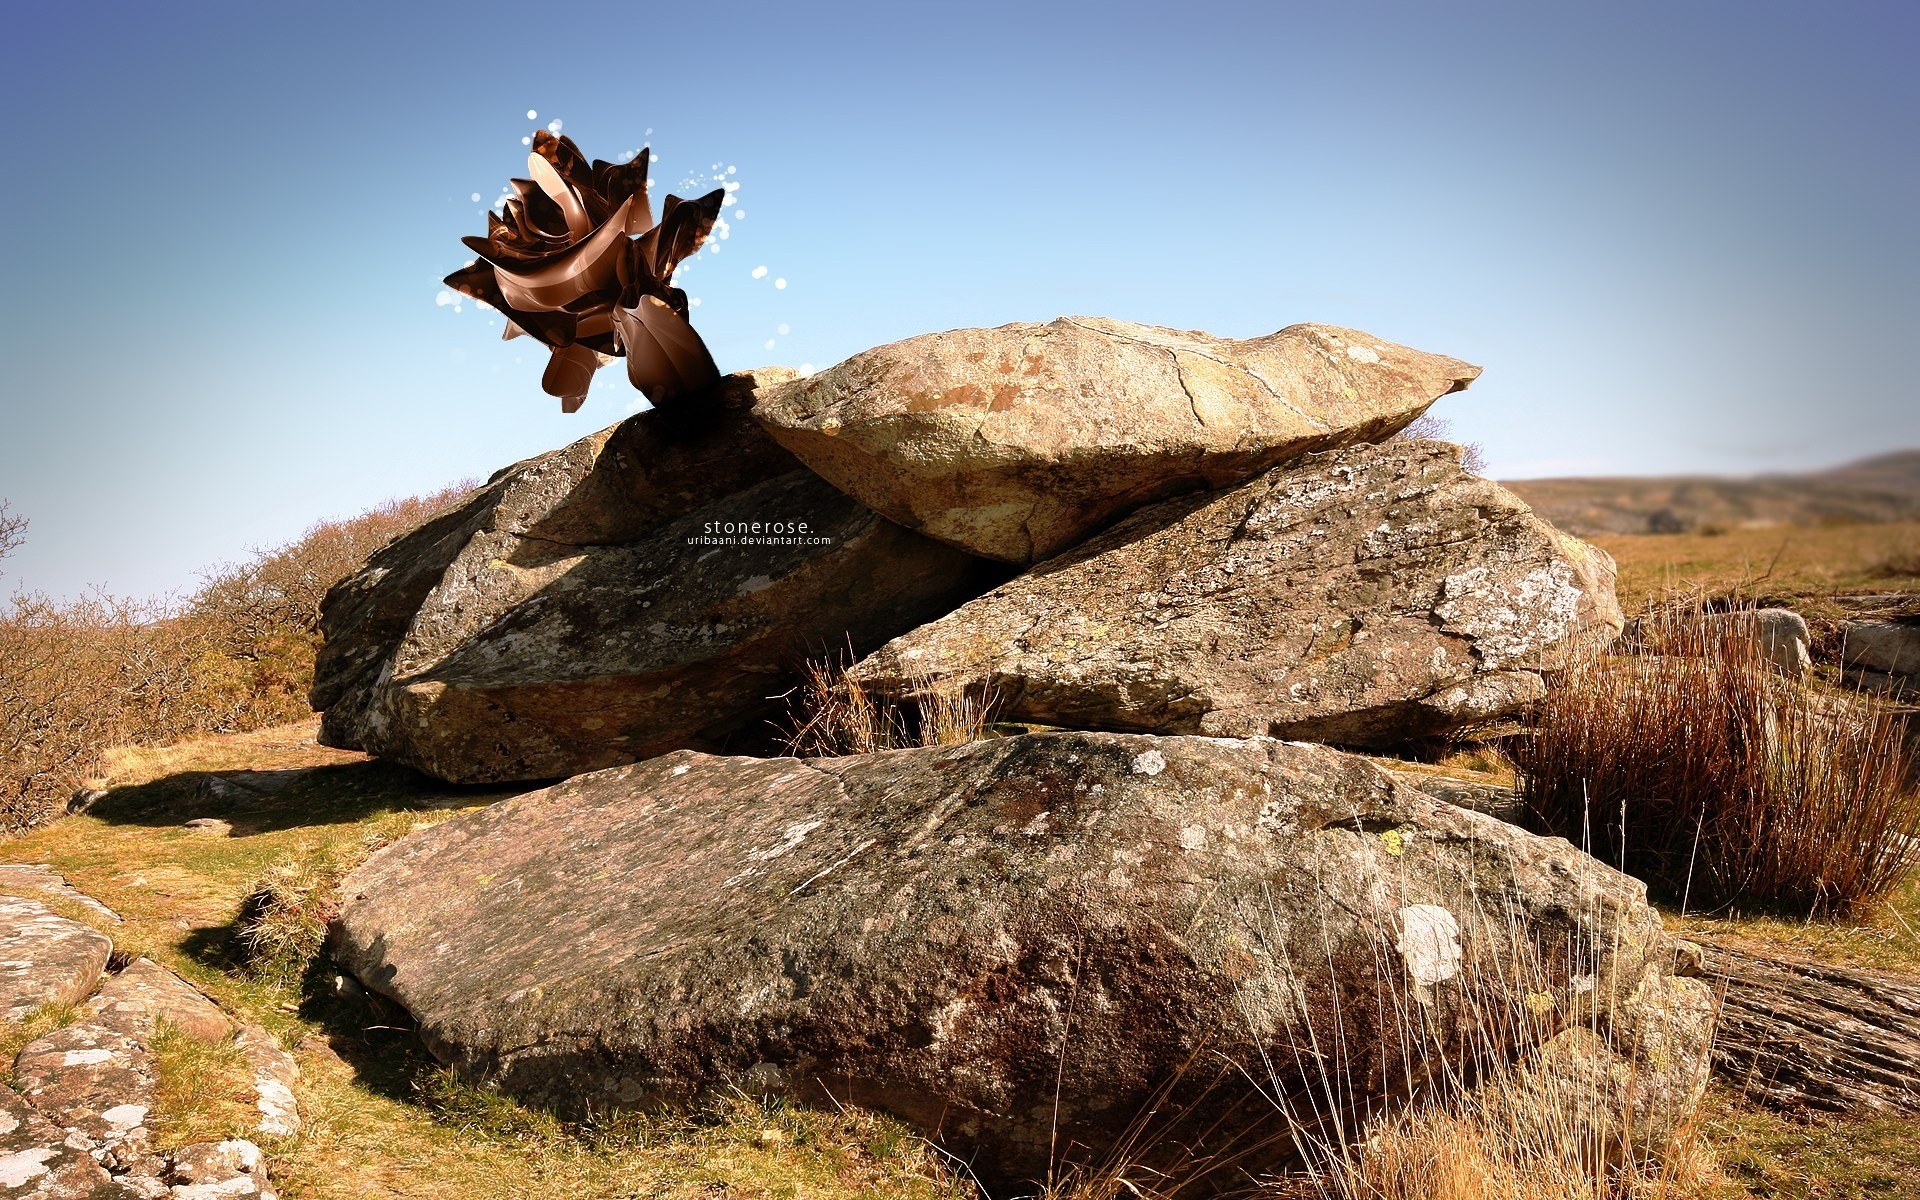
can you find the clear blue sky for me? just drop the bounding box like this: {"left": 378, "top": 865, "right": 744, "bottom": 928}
{"left": 2, "top": 0, "right": 1915, "bottom": 600}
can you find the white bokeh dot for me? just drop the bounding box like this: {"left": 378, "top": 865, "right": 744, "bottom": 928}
{"left": 774, "top": 278, "right": 787, "bottom": 289}
{"left": 751, "top": 265, "right": 768, "bottom": 279}
{"left": 777, "top": 323, "right": 790, "bottom": 335}
{"left": 526, "top": 109, "right": 538, "bottom": 120}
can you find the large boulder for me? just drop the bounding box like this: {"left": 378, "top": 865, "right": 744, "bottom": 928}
{"left": 333, "top": 731, "right": 1709, "bottom": 1191}
{"left": 313, "top": 369, "right": 999, "bottom": 783}
{"left": 852, "top": 440, "right": 1623, "bottom": 747}
{"left": 751, "top": 318, "right": 1480, "bottom": 563}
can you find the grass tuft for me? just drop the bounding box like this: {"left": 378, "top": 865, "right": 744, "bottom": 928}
{"left": 150, "top": 1018, "right": 262, "bottom": 1150}
{"left": 781, "top": 652, "right": 999, "bottom": 757}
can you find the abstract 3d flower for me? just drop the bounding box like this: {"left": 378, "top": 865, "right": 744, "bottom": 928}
{"left": 444, "top": 131, "right": 724, "bottom": 412}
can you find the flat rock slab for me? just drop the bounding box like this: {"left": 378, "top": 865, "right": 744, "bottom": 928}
{"left": 753, "top": 318, "right": 1481, "bottom": 562}
{"left": 0, "top": 899, "right": 112, "bottom": 1023}
{"left": 335, "top": 731, "right": 1705, "bottom": 1189}
{"left": 0, "top": 1082, "right": 129, "bottom": 1199}
{"left": 0, "top": 871, "right": 119, "bottom": 925}
{"left": 853, "top": 440, "right": 1623, "bottom": 747}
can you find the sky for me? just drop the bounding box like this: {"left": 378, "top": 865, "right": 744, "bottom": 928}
{"left": 1, "top": 0, "right": 1915, "bottom": 600}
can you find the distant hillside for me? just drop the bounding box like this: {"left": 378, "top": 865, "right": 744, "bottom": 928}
{"left": 1503, "top": 450, "right": 1920, "bottom": 536}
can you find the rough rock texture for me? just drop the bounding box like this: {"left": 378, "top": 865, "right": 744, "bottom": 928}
{"left": 14, "top": 1021, "right": 161, "bottom": 1178}
{"left": 165, "top": 1140, "right": 276, "bottom": 1200}
{"left": 752, "top": 318, "right": 1481, "bottom": 563}
{"left": 312, "top": 368, "right": 998, "bottom": 784}
{"left": 0, "top": 900, "right": 111, "bottom": 1022}
{"left": 1844, "top": 619, "right": 1920, "bottom": 678}
{"left": 334, "top": 731, "right": 1707, "bottom": 1190}
{"left": 854, "top": 441, "right": 1623, "bottom": 747}
{"left": 1700, "top": 939, "right": 1920, "bottom": 1113}
{"left": 84, "top": 960, "right": 231, "bottom": 1047}
{"left": 0, "top": 1082, "right": 128, "bottom": 1200}
{"left": 0, "top": 882, "right": 298, "bottom": 1197}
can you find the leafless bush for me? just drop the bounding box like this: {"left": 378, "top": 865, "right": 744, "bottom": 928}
{"left": 1518, "top": 603, "right": 1920, "bottom": 917}
{"left": 0, "top": 502, "right": 24, "bottom": 564}
{"left": 1394, "top": 413, "right": 1488, "bottom": 475}
{"left": 0, "top": 484, "right": 476, "bottom": 830}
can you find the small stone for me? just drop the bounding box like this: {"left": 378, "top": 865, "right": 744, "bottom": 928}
{"left": 182, "top": 819, "right": 233, "bottom": 837}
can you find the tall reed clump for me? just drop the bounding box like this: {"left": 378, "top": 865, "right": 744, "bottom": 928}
{"left": 1517, "top": 603, "right": 1920, "bottom": 917}
{"left": 781, "top": 652, "right": 999, "bottom": 757}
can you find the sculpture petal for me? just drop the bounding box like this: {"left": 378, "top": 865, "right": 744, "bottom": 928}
{"left": 527, "top": 152, "right": 592, "bottom": 240}
{"left": 649, "top": 188, "right": 725, "bottom": 280}
{"left": 616, "top": 293, "right": 719, "bottom": 408}
{"left": 542, "top": 343, "right": 601, "bottom": 412}
{"left": 443, "top": 262, "right": 579, "bottom": 348}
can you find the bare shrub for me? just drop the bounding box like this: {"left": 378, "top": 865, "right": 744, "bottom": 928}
{"left": 781, "top": 653, "right": 998, "bottom": 757}
{"left": 1394, "top": 413, "right": 1488, "bottom": 475}
{"left": 0, "top": 502, "right": 24, "bottom": 564}
{"left": 1518, "top": 604, "right": 1920, "bottom": 917}
{"left": 0, "top": 483, "right": 476, "bottom": 830}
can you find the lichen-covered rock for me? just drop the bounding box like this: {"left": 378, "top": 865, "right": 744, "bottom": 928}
{"left": 13, "top": 1021, "right": 159, "bottom": 1179}
{"left": 312, "top": 368, "right": 998, "bottom": 783}
{"left": 333, "top": 731, "right": 1705, "bottom": 1190}
{"left": 313, "top": 368, "right": 802, "bottom": 738}
{"left": 0, "top": 1081, "right": 129, "bottom": 1199}
{"left": 751, "top": 318, "right": 1480, "bottom": 563}
{"left": 853, "top": 440, "right": 1623, "bottom": 747}
{"left": 165, "top": 1139, "right": 276, "bottom": 1200}
{"left": 1843, "top": 618, "right": 1920, "bottom": 678}
{"left": 0, "top": 899, "right": 111, "bottom": 1023}
{"left": 233, "top": 1029, "right": 298, "bottom": 1140}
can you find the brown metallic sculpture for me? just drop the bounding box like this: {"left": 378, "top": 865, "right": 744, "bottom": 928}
{"left": 445, "top": 131, "right": 723, "bottom": 412}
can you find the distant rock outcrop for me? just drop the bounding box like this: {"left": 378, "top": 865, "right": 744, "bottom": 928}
{"left": 333, "top": 731, "right": 1710, "bottom": 1191}
{"left": 853, "top": 440, "right": 1623, "bottom": 746}
{"left": 751, "top": 318, "right": 1479, "bottom": 563}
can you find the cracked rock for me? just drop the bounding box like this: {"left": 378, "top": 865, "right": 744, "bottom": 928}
{"left": 0, "top": 1081, "right": 128, "bottom": 1199}
{"left": 853, "top": 439, "right": 1623, "bottom": 747}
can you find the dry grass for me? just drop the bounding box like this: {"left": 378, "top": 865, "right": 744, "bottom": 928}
{"left": 782, "top": 654, "right": 999, "bottom": 757}
{"left": 1518, "top": 604, "right": 1920, "bottom": 917}
{"left": 236, "top": 842, "right": 384, "bottom": 987}
{"left": 149, "top": 1019, "right": 263, "bottom": 1150}
{"left": 1591, "top": 521, "right": 1920, "bottom": 618}
{"left": 0, "top": 1001, "right": 81, "bottom": 1078}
